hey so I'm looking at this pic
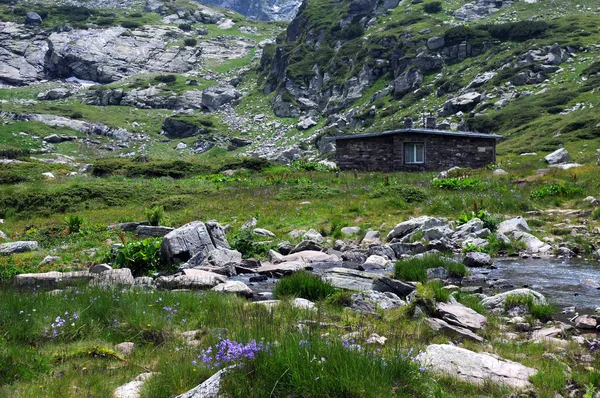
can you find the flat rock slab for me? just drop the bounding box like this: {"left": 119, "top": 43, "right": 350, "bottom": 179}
{"left": 212, "top": 281, "right": 252, "bottom": 297}
{"left": 0, "top": 241, "right": 38, "bottom": 255}
{"left": 424, "top": 318, "right": 483, "bottom": 342}
{"left": 113, "top": 372, "right": 157, "bottom": 398}
{"left": 136, "top": 225, "right": 174, "bottom": 238}
{"left": 256, "top": 261, "right": 312, "bottom": 276}
{"left": 14, "top": 269, "right": 135, "bottom": 288}
{"left": 322, "top": 268, "right": 415, "bottom": 297}
{"left": 416, "top": 344, "right": 536, "bottom": 389}
{"left": 155, "top": 271, "right": 226, "bottom": 290}
{"left": 278, "top": 250, "right": 341, "bottom": 264}
{"left": 436, "top": 302, "right": 487, "bottom": 330}
{"left": 176, "top": 366, "right": 233, "bottom": 398}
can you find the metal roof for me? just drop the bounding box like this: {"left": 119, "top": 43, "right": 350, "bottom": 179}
{"left": 329, "top": 128, "right": 503, "bottom": 141}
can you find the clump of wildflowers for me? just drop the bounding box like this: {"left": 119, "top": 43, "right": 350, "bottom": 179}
{"left": 196, "top": 339, "right": 270, "bottom": 369}
{"left": 44, "top": 312, "right": 79, "bottom": 338}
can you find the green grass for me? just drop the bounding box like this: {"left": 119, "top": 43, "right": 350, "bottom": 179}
{"left": 504, "top": 294, "right": 556, "bottom": 322}
{"left": 273, "top": 271, "right": 337, "bottom": 302}
{"left": 394, "top": 254, "right": 468, "bottom": 284}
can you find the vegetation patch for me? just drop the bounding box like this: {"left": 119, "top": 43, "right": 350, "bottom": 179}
{"left": 394, "top": 254, "right": 468, "bottom": 284}
{"left": 273, "top": 271, "right": 337, "bottom": 301}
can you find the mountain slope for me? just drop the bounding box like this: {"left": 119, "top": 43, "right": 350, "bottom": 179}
{"left": 198, "top": 0, "right": 302, "bottom": 21}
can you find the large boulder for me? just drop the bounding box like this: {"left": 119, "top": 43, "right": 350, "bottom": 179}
{"left": 160, "top": 221, "right": 217, "bottom": 266}
{"left": 393, "top": 68, "right": 423, "bottom": 98}
{"left": 387, "top": 216, "right": 447, "bottom": 241}
{"left": 416, "top": 344, "right": 537, "bottom": 388}
{"left": 37, "top": 88, "right": 72, "bottom": 101}
{"left": 201, "top": 85, "right": 240, "bottom": 112}
{"left": 497, "top": 217, "right": 530, "bottom": 235}
{"left": 435, "top": 302, "right": 487, "bottom": 330}
{"left": 0, "top": 241, "right": 39, "bottom": 255}
{"left": 350, "top": 290, "right": 406, "bottom": 311}
{"left": 424, "top": 318, "right": 483, "bottom": 342}
{"left": 155, "top": 270, "right": 226, "bottom": 289}
{"left": 25, "top": 12, "right": 42, "bottom": 26}
{"left": 440, "top": 92, "right": 481, "bottom": 116}
{"left": 544, "top": 148, "right": 570, "bottom": 164}
{"left": 212, "top": 281, "right": 252, "bottom": 297}
{"left": 163, "top": 117, "right": 207, "bottom": 138}
{"left": 510, "top": 231, "right": 552, "bottom": 254}
{"left": 463, "top": 252, "right": 493, "bottom": 268}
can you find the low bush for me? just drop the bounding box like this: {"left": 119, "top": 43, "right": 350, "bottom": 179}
{"left": 368, "top": 185, "right": 427, "bottom": 203}
{"left": 275, "top": 184, "right": 341, "bottom": 200}
{"left": 64, "top": 214, "right": 85, "bottom": 234}
{"left": 457, "top": 210, "right": 499, "bottom": 231}
{"left": 273, "top": 271, "right": 336, "bottom": 302}
{"left": 394, "top": 254, "right": 468, "bottom": 284}
{"left": 486, "top": 20, "right": 548, "bottom": 41}
{"left": 145, "top": 205, "right": 165, "bottom": 227}
{"left": 530, "top": 183, "right": 585, "bottom": 199}
{"left": 290, "top": 160, "right": 338, "bottom": 172}
{"left": 121, "top": 20, "right": 140, "bottom": 29}
{"left": 423, "top": 1, "right": 442, "bottom": 13}
{"left": 154, "top": 74, "right": 177, "bottom": 83}
{"left": 184, "top": 38, "right": 197, "bottom": 47}
{"left": 178, "top": 23, "right": 192, "bottom": 31}
{"left": 431, "top": 177, "right": 485, "bottom": 190}
{"left": 114, "top": 238, "right": 165, "bottom": 277}
{"left": 504, "top": 294, "right": 554, "bottom": 321}
{"left": 230, "top": 228, "right": 275, "bottom": 259}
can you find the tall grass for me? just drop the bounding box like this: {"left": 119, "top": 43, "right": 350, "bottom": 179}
{"left": 394, "top": 254, "right": 468, "bottom": 284}
{"left": 273, "top": 271, "right": 337, "bottom": 301}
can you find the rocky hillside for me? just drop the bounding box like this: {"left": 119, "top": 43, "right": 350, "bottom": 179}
{"left": 0, "top": 0, "right": 599, "bottom": 165}
{"left": 259, "top": 0, "right": 600, "bottom": 158}
{"left": 198, "top": 0, "right": 302, "bottom": 21}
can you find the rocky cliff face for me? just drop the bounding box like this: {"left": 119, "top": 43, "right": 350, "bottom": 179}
{"left": 198, "top": 0, "right": 302, "bottom": 21}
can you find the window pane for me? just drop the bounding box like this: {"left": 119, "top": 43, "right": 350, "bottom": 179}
{"left": 415, "top": 144, "right": 424, "bottom": 163}
{"left": 405, "top": 144, "right": 414, "bottom": 163}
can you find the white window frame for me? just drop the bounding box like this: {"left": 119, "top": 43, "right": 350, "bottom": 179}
{"left": 405, "top": 142, "right": 425, "bottom": 164}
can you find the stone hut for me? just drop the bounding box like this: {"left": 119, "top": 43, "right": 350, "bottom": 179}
{"left": 332, "top": 128, "right": 502, "bottom": 171}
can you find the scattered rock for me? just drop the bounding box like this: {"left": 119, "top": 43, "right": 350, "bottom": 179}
{"left": 136, "top": 225, "right": 174, "bottom": 238}
{"left": 323, "top": 267, "right": 415, "bottom": 297}
{"left": 114, "top": 342, "right": 135, "bottom": 356}
{"left": 113, "top": 372, "right": 157, "bottom": 398}
{"left": 175, "top": 366, "right": 233, "bottom": 398}
{"left": 463, "top": 252, "right": 493, "bottom": 268}
{"left": 212, "top": 281, "right": 253, "bottom": 297}
{"left": 0, "top": 241, "right": 39, "bottom": 255}
{"left": 481, "top": 289, "right": 547, "bottom": 311}
{"left": 424, "top": 318, "right": 483, "bottom": 342}
{"left": 544, "top": 148, "right": 570, "bottom": 164}
{"left": 436, "top": 302, "right": 487, "bottom": 330}
{"left": 416, "top": 344, "right": 536, "bottom": 388}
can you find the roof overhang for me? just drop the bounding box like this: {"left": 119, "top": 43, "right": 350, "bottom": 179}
{"left": 328, "top": 128, "right": 503, "bottom": 141}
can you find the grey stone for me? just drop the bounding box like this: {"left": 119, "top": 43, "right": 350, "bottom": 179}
{"left": 91, "top": 269, "right": 135, "bottom": 286}
{"left": 255, "top": 261, "right": 311, "bottom": 276}
{"left": 467, "top": 72, "right": 496, "bottom": 89}
{"left": 387, "top": 216, "right": 447, "bottom": 241}
{"left": 441, "top": 92, "right": 481, "bottom": 116}
{"left": 361, "top": 230, "right": 381, "bottom": 246}
{"left": 156, "top": 271, "right": 226, "bottom": 290}
{"left": 362, "top": 255, "right": 390, "bottom": 270}
{"left": 114, "top": 342, "right": 135, "bottom": 355}
{"left": 303, "top": 228, "right": 324, "bottom": 243}
{"left": 393, "top": 69, "right": 423, "bottom": 98}
{"left": 297, "top": 117, "right": 317, "bottom": 130}
{"left": 160, "top": 221, "right": 216, "bottom": 266}
{"left": 212, "top": 281, "right": 253, "bottom": 297}
{"left": 436, "top": 302, "right": 487, "bottom": 330}
{"left": 367, "top": 245, "right": 396, "bottom": 260}
{"left": 205, "top": 221, "right": 231, "bottom": 250}
{"left": 292, "top": 297, "right": 316, "bottom": 310}
{"left": 463, "top": 252, "right": 493, "bottom": 268}
{"left": 176, "top": 366, "right": 234, "bottom": 398}
{"left": 573, "top": 315, "right": 597, "bottom": 330}
{"left": 202, "top": 85, "right": 241, "bottom": 112}
{"left": 427, "top": 36, "right": 445, "bottom": 51}
{"left": 39, "top": 255, "right": 61, "bottom": 266}
{"left": 350, "top": 290, "right": 406, "bottom": 311}
{"left": 89, "top": 263, "right": 112, "bottom": 274}
{"left": 114, "top": 372, "right": 157, "bottom": 398}
{"left": 424, "top": 318, "right": 483, "bottom": 342}
{"left": 322, "top": 268, "right": 415, "bottom": 297}
{"left": 0, "top": 241, "right": 39, "bottom": 255}
{"left": 25, "top": 12, "right": 42, "bottom": 25}
{"left": 510, "top": 231, "right": 552, "bottom": 254}
{"left": 544, "top": 148, "right": 570, "bottom": 164}
{"left": 254, "top": 228, "right": 276, "bottom": 237}
{"left": 497, "top": 217, "right": 530, "bottom": 235}
{"left": 341, "top": 226, "right": 361, "bottom": 236}
{"left": 13, "top": 271, "right": 91, "bottom": 288}
{"left": 416, "top": 344, "right": 536, "bottom": 388}
{"left": 136, "top": 225, "right": 174, "bottom": 238}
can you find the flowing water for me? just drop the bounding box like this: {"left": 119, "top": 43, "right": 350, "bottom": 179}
{"left": 473, "top": 257, "right": 600, "bottom": 311}
{"left": 236, "top": 257, "right": 600, "bottom": 312}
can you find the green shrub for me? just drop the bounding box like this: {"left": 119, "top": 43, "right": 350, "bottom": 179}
{"left": 290, "top": 160, "right": 338, "bottom": 171}
{"left": 145, "top": 205, "right": 165, "bottom": 226}
{"left": 457, "top": 210, "right": 499, "bottom": 231}
{"left": 121, "top": 20, "right": 140, "bottom": 29}
{"left": 504, "top": 294, "right": 554, "bottom": 321}
{"left": 431, "top": 177, "right": 485, "bottom": 190}
{"left": 114, "top": 238, "right": 164, "bottom": 277}
{"left": 423, "top": 1, "right": 442, "bottom": 13}
{"left": 183, "top": 38, "right": 197, "bottom": 47}
{"left": 275, "top": 184, "right": 341, "bottom": 200}
{"left": 341, "top": 24, "right": 364, "bottom": 40}
{"left": 583, "top": 61, "right": 600, "bottom": 77}
{"left": 154, "top": 74, "right": 177, "bottom": 83}
{"left": 230, "top": 228, "right": 275, "bottom": 259}
{"left": 368, "top": 185, "right": 428, "bottom": 202}
{"left": 592, "top": 207, "right": 600, "bottom": 220}
{"left": 394, "top": 254, "right": 468, "bottom": 284}
{"left": 273, "top": 271, "right": 336, "bottom": 302}
{"left": 70, "top": 111, "right": 83, "bottom": 119}
{"left": 530, "top": 183, "right": 585, "bottom": 199}
{"left": 178, "top": 23, "right": 192, "bottom": 31}
{"left": 486, "top": 20, "right": 548, "bottom": 41}
{"left": 65, "top": 214, "right": 85, "bottom": 234}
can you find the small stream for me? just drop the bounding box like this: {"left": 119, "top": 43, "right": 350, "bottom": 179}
{"left": 234, "top": 257, "right": 600, "bottom": 312}
{"left": 476, "top": 257, "right": 600, "bottom": 311}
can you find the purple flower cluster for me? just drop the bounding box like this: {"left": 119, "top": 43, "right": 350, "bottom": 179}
{"left": 196, "top": 339, "right": 270, "bottom": 369}
{"left": 591, "top": 341, "right": 599, "bottom": 352}
{"left": 44, "top": 311, "right": 79, "bottom": 338}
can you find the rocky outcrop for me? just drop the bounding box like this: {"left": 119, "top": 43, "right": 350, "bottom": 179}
{"left": 322, "top": 267, "right": 415, "bottom": 297}
{"left": 453, "top": 0, "right": 513, "bottom": 22}
{"left": 0, "top": 241, "right": 39, "bottom": 255}
{"left": 176, "top": 366, "right": 233, "bottom": 398}
{"left": 481, "top": 288, "right": 547, "bottom": 311}
{"left": 199, "top": 0, "right": 302, "bottom": 21}
{"left": 161, "top": 221, "right": 221, "bottom": 266}
{"left": 417, "top": 344, "right": 536, "bottom": 388}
